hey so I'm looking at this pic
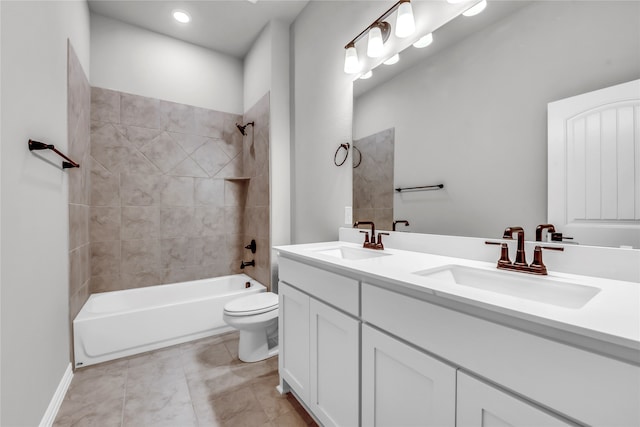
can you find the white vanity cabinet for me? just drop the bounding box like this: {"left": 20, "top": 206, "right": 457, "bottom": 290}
{"left": 278, "top": 258, "right": 360, "bottom": 427}
{"left": 277, "top": 252, "right": 639, "bottom": 427}
{"left": 362, "top": 324, "right": 456, "bottom": 426}
{"left": 278, "top": 282, "right": 310, "bottom": 401}
{"left": 309, "top": 298, "right": 359, "bottom": 427}
{"left": 456, "top": 372, "right": 572, "bottom": 427}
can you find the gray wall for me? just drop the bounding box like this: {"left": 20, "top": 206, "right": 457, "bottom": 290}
{"left": 0, "top": 1, "right": 90, "bottom": 424}
{"left": 353, "top": 1, "right": 640, "bottom": 238}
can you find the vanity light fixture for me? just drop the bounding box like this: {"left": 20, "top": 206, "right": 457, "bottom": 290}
{"left": 383, "top": 53, "right": 400, "bottom": 65}
{"left": 344, "top": 42, "right": 361, "bottom": 74}
{"left": 367, "top": 22, "right": 389, "bottom": 58}
{"left": 413, "top": 33, "right": 433, "bottom": 48}
{"left": 462, "top": 0, "right": 487, "bottom": 17}
{"left": 172, "top": 9, "right": 191, "bottom": 23}
{"left": 343, "top": 0, "right": 415, "bottom": 73}
{"left": 395, "top": 0, "right": 416, "bottom": 38}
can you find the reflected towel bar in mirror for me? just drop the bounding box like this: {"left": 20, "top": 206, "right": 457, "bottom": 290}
{"left": 395, "top": 184, "right": 443, "bottom": 192}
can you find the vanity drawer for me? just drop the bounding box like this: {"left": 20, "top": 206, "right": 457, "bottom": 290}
{"left": 279, "top": 257, "right": 359, "bottom": 315}
{"left": 361, "top": 283, "right": 640, "bottom": 427}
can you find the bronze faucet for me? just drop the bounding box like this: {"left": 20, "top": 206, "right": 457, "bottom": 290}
{"left": 502, "top": 226, "right": 527, "bottom": 266}
{"left": 486, "top": 226, "right": 564, "bottom": 275}
{"left": 354, "top": 221, "right": 387, "bottom": 249}
{"left": 535, "top": 224, "right": 556, "bottom": 242}
{"left": 393, "top": 220, "right": 410, "bottom": 231}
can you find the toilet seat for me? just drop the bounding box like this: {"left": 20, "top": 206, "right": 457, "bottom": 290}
{"left": 224, "top": 292, "right": 278, "bottom": 316}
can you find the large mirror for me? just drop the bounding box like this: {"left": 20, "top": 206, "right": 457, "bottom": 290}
{"left": 352, "top": 0, "right": 640, "bottom": 247}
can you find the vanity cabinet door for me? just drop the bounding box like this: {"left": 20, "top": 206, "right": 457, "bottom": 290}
{"left": 310, "top": 298, "right": 360, "bottom": 427}
{"left": 279, "top": 282, "right": 310, "bottom": 402}
{"left": 456, "top": 372, "right": 573, "bottom": 427}
{"left": 362, "top": 324, "right": 456, "bottom": 427}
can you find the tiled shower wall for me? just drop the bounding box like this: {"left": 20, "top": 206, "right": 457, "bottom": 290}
{"left": 353, "top": 128, "right": 394, "bottom": 231}
{"left": 242, "top": 93, "right": 270, "bottom": 288}
{"left": 68, "top": 42, "right": 91, "bottom": 328}
{"left": 88, "top": 87, "right": 255, "bottom": 292}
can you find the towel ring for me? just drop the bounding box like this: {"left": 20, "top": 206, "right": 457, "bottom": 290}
{"left": 334, "top": 143, "right": 350, "bottom": 167}
{"left": 352, "top": 145, "right": 362, "bottom": 168}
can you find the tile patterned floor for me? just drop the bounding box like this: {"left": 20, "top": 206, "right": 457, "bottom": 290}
{"left": 54, "top": 332, "right": 318, "bottom": 427}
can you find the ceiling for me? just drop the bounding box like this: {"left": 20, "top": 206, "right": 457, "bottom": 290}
{"left": 87, "top": 0, "right": 310, "bottom": 58}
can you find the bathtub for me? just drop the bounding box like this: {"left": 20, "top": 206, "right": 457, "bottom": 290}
{"left": 73, "top": 274, "right": 265, "bottom": 368}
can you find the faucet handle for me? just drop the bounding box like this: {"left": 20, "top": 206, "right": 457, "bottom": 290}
{"left": 485, "top": 241, "right": 512, "bottom": 266}
{"left": 360, "top": 230, "right": 370, "bottom": 248}
{"left": 376, "top": 232, "right": 389, "bottom": 249}
{"left": 530, "top": 245, "right": 564, "bottom": 274}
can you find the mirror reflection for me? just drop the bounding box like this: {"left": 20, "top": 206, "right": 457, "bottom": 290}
{"left": 352, "top": 0, "right": 640, "bottom": 247}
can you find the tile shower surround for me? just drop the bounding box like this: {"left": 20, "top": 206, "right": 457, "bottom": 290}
{"left": 353, "top": 128, "right": 394, "bottom": 231}
{"left": 88, "top": 87, "right": 271, "bottom": 292}
{"left": 68, "top": 42, "right": 92, "bottom": 332}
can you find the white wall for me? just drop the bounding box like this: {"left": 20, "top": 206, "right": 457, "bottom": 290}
{"left": 90, "top": 13, "right": 243, "bottom": 114}
{"left": 354, "top": 1, "right": 640, "bottom": 239}
{"left": 291, "top": 1, "right": 382, "bottom": 243}
{"left": 243, "top": 20, "right": 292, "bottom": 288}
{"left": 0, "top": 1, "right": 90, "bottom": 425}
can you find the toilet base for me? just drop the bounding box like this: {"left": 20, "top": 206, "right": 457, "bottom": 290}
{"left": 238, "top": 329, "right": 279, "bottom": 362}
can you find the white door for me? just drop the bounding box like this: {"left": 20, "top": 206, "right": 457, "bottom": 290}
{"left": 279, "top": 282, "right": 310, "bottom": 401}
{"left": 548, "top": 79, "right": 640, "bottom": 248}
{"left": 362, "top": 324, "right": 456, "bottom": 427}
{"left": 310, "top": 299, "right": 360, "bottom": 427}
{"left": 457, "top": 372, "right": 573, "bottom": 427}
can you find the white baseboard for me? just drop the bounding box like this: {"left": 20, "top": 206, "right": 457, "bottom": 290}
{"left": 39, "top": 363, "right": 73, "bottom": 427}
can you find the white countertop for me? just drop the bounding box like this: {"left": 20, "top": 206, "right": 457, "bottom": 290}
{"left": 275, "top": 241, "right": 640, "bottom": 363}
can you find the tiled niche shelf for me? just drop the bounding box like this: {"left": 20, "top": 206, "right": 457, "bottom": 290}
{"left": 224, "top": 177, "right": 251, "bottom": 181}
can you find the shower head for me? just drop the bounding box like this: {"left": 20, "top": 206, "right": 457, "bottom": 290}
{"left": 236, "top": 121, "right": 255, "bottom": 136}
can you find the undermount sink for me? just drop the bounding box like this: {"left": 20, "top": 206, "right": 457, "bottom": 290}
{"left": 314, "top": 246, "right": 392, "bottom": 261}
{"left": 414, "top": 265, "right": 601, "bottom": 309}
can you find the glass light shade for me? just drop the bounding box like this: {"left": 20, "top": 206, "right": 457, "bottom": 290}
{"left": 172, "top": 9, "right": 191, "bottom": 23}
{"left": 463, "top": 0, "right": 487, "bottom": 16}
{"left": 360, "top": 70, "right": 373, "bottom": 80}
{"left": 344, "top": 46, "right": 361, "bottom": 74}
{"left": 413, "top": 33, "right": 433, "bottom": 48}
{"left": 383, "top": 53, "right": 399, "bottom": 65}
{"left": 367, "top": 25, "right": 385, "bottom": 58}
{"left": 395, "top": 1, "right": 415, "bottom": 38}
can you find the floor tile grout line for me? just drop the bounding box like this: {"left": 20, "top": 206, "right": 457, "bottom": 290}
{"left": 178, "top": 340, "right": 202, "bottom": 426}
{"left": 120, "top": 360, "right": 129, "bottom": 427}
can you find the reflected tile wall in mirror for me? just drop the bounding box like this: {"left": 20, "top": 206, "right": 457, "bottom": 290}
{"left": 353, "top": 128, "right": 394, "bottom": 231}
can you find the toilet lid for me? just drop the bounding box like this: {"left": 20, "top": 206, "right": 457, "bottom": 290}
{"left": 224, "top": 292, "right": 278, "bottom": 316}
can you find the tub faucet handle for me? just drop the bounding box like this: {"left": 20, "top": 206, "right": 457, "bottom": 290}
{"left": 245, "top": 239, "right": 257, "bottom": 253}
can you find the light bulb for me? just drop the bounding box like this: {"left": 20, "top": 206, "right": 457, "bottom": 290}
{"left": 360, "top": 70, "right": 373, "bottom": 80}
{"left": 413, "top": 33, "right": 433, "bottom": 48}
{"left": 344, "top": 45, "right": 361, "bottom": 74}
{"left": 172, "top": 9, "right": 191, "bottom": 23}
{"left": 367, "top": 25, "right": 385, "bottom": 58}
{"left": 395, "top": 1, "right": 415, "bottom": 38}
{"left": 383, "top": 54, "right": 399, "bottom": 65}
{"left": 463, "top": 0, "right": 487, "bottom": 17}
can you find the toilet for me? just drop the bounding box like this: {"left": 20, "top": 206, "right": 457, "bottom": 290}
{"left": 223, "top": 292, "right": 279, "bottom": 362}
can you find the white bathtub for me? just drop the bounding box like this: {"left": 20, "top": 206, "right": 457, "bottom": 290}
{"left": 73, "top": 274, "right": 265, "bottom": 368}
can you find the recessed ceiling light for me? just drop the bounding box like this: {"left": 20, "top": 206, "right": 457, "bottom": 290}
{"left": 463, "top": 0, "right": 487, "bottom": 17}
{"left": 413, "top": 33, "right": 433, "bottom": 48}
{"left": 383, "top": 54, "right": 400, "bottom": 65}
{"left": 172, "top": 9, "right": 191, "bottom": 24}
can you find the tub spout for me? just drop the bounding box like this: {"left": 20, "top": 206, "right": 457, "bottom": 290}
{"left": 241, "top": 260, "right": 255, "bottom": 269}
